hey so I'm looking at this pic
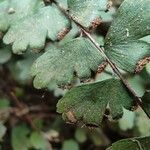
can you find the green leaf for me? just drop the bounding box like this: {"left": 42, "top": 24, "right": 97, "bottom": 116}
{"left": 105, "top": 0, "right": 150, "bottom": 72}
{"left": 30, "top": 131, "right": 50, "bottom": 150}
{"left": 127, "top": 75, "right": 145, "bottom": 97}
{"left": 0, "top": 0, "right": 44, "bottom": 32}
{"left": 60, "top": 22, "right": 79, "bottom": 43}
{"left": 67, "top": 0, "right": 109, "bottom": 28}
{"left": 62, "top": 139, "right": 79, "bottom": 150}
{"left": 48, "top": 82, "right": 67, "bottom": 97}
{"left": 57, "top": 79, "right": 133, "bottom": 126}
{"left": 75, "top": 128, "right": 87, "bottom": 143}
{"left": 31, "top": 37, "right": 103, "bottom": 89}
{"left": 11, "top": 124, "right": 31, "bottom": 150}
{"left": 3, "top": 4, "right": 70, "bottom": 54}
{"left": 145, "top": 63, "right": 150, "bottom": 74}
{"left": 107, "top": 136, "right": 150, "bottom": 150}
{"left": 119, "top": 109, "right": 135, "bottom": 131}
{"left": 32, "top": 119, "right": 44, "bottom": 130}
{"left": 135, "top": 109, "right": 150, "bottom": 136}
{"left": 141, "top": 35, "right": 150, "bottom": 44}
{"left": 56, "top": 0, "right": 68, "bottom": 9}
{"left": 95, "top": 65, "right": 115, "bottom": 82}
{"left": 142, "top": 91, "right": 150, "bottom": 117}
{"left": 88, "top": 129, "right": 109, "bottom": 146}
{"left": 0, "top": 98, "right": 10, "bottom": 108}
{"left": 0, "top": 98, "right": 10, "bottom": 123}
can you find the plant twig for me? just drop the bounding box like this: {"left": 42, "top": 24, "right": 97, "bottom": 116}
{"left": 81, "top": 30, "right": 140, "bottom": 99}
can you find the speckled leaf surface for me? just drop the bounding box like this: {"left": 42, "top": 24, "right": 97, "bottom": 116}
{"left": 142, "top": 91, "right": 150, "bottom": 118}
{"left": 3, "top": 4, "right": 70, "bottom": 54}
{"left": 0, "top": 0, "right": 44, "bottom": 32}
{"left": 105, "top": 0, "right": 150, "bottom": 72}
{"left": 107, "top": 136, "right": 150, "bottom": 150}
{"left": 56, "top": 0, "right": 68, "bottom": 9}
{"left": 31, "top": 37, "right": 103, "bottom": 89}
{"left": 67, "top": 0, "right": 109, "bottom": 28}
{"left": 57, "top": 79, "right": 133, "bottom": 126}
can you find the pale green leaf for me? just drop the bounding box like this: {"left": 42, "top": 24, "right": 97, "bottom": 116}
{"left": 95, "top": 65, "right": 115, "bottom": 82}
{"left": 48, "top": 82, "right": 67, "bottom": 97}
{"left": 127, "top": 75, "right": 145, "bottom": 97}
{"left": 141, "top": 35, "right": 150, "bottom": 44}
{"left": 67, "top": 0, "right": 109, "bottom": 28}
{"left": 75, "top": 128, "right": 87, "bottom": 143}
{"left": 145, "top": 63, "right": 150, "bottom": 74}
{"left": 92, "top": 34, "right": 105, "bottom": 46}
{"left": 0, "top": 0, "right": 44, "bottom": 32}
{"left": 56, "top": 0, "right": 68, "bottom": 9}
{"left": 119, "top": 109, "right": 135, "bottom": 131}
{"left": 100, "top": 7, "right": 116, "bottom": 23}
{"left": 11, "top": 124, "right": 31, "bottom": 150}
{"left": 105, "top": 0, "right": 150, "bottom": 72}
{"left": 3, "top": 4, "right": 70, "bottom": 54}
{"left": 107, "top": 136, "right": 150, "bottom": 150}
{"left": 60, "top": 22, "right": 79, "bottom": 44}
{"left": 62, "top": 139, "right": 79, "bottom": 150}
{"left": 31, "top": 37, "right": 103, "bottom": 89}
{"left": 30, "top": 131, "right": 51, "bottom": 150}
{"left": 135, "top": 109, "right": 150, "bottom": 136}
{"left": 57, "top": 79, "right": 133, "bottom": 126}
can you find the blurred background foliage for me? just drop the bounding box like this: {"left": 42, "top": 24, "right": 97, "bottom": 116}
{"left": 0, "top": 0, "right": 149, "bottom": 149}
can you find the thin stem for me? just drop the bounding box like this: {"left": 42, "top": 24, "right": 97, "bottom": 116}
{"left": 55, "top": 2, "right": 150, "bottom": 118}
{"left": 82, "top": 30, "right": 140, "bottom": 99}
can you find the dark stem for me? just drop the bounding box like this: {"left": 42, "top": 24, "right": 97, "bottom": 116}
{"left": 82, "top": 30, "right": 140, "bottom": 99}
{"left": 55, "top": 2, "right": 150, "bottom": 119}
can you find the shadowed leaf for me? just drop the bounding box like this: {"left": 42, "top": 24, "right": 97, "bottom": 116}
{"left": 57, "top": 79, "right": 133, "bottom": 126}
{"left": 107, "top": 136, "right": 150, "bottom": 150}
